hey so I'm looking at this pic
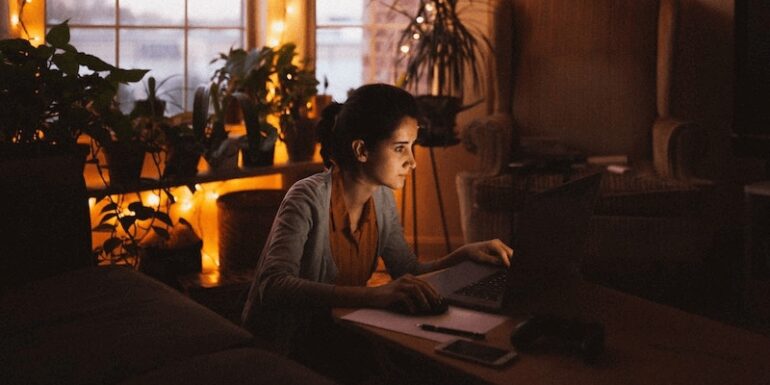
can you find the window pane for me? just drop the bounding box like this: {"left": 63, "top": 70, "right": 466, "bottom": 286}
{"left": 189, "top": 0, "right": 243, "bottom": 26}
{"left": 119, "top": 29, "right": 185, "bottom": 115}
{"left": 363, "top": 27, "right": 402, "bottom": 85}
{"left": 187, "top": 29, "right": 244, "bottom": 110}
{"left": 47, "top": 0, "right": 114, "bottom": 25}
{"left": 316, "top": 27, "right": 363, "bottom": 101}
{"left": 316, "top": 0, "right": 363, "bottom": 26}
{"left": 365, "top": 0, "right": 419, "bottom": 24}
{"left": 120, "top": 0, "right": 185, "bottom": 26}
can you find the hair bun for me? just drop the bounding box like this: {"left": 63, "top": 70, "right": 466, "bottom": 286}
{"left": 317, "top": 102, "right": 344, "bottom": 167}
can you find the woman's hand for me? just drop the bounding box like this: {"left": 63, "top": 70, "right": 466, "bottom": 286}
{"left": 368, "top": 274, "right": 442, "bottom": 313}
{"left": 454, "top": 239, "right": 513, "bottom": 267}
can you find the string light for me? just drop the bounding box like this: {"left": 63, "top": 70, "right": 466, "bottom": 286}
{"left": 412, "top": 33, "right": 421, "bottom": 40}
{"left": 10, "top": 15, "right": 19, "bottom": 26}
{"left": 400, "top": 45, "right": 410, "bottom": 54}
{"left": 271, "top": 20, "right": 285, "bottom": 34}
{"left": 146, "top": 193, "right": 160, "bottom": 206}
{"left": 416, "top": 16, "right": 425, "bottom": 24}
{"left": 179, "top": 200, "right": 194, "bottom": 212}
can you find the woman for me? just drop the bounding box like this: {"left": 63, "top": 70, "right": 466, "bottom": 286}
{"left": 241, "top": 84, "right": 512, "bottom": 375}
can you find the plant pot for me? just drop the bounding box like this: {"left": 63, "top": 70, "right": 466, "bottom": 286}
{"left": 104, "top": 142, "right": 145, "bottom": 187}
{"left": 0, "top": 143, "right": 93, "bottom": 289}
{"left": 284, "top": 117, "right": 317, "bottom": 163}
{"left": 415, "top": 95, "right": 463, "bottom": 147}
{"left": 217, "top": 189, "right": 287, "bottom": 272}
{"left": 140, "top": 240, "right": 203, "bottom": 288}
{"left": 242, "top": 145, "right": 275, "bottom": 168}
{"left": 164, "top": 142, "right": 201, "bottom": 179}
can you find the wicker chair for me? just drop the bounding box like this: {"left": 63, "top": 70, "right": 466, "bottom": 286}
{"left": 457, "top": 0, "right": 735, "bottom": 313}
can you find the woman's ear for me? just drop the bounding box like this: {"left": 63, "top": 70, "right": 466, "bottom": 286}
{"left": 351, "top": 139, "right": 368, "bottom": 162}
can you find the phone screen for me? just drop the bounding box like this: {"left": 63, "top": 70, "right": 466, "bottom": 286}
{"left": 439, "top": 339, "right": 514, "bottom": 364}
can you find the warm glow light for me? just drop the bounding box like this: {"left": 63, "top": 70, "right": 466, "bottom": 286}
{"left": 10, "top": 15, "right": 19, "bottom": 26}
{"left": 194, "top": 184, "right": 203, "bottom": 192}
{"left": 425, "top": 2, "right": 435, "bottom": 12}
{"left": 206, "top": 191, "right": 219, "bottom": 201}
{"left": 286, "top": 73, "right": 293, "bottom": 80}
{"left": 180, "top": 200, "right": 194, "bottom": 212}
{"left": 271, "top": 20, "right": 285, "bottom": 33}
{"left": 286, "top": 4, "right": 297, "bottom": 14}
{"left": 400, "top": 45, "right": 410, "bottom": 54}
{"left": 88, "top": 198, "right": 96, "bottom": 208}
{"left": 146, "top": 193, "right": 160, "bottom": 206}
{"left": 412, "top": 33, "right": 421, "bottom": 40}
{"left": 416, "top": 16, "right": 425, "bottom": 24}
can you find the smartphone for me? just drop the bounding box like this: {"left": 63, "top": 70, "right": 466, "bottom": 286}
{"left": 435, "top": 339, "right": 518, "bottom": 367}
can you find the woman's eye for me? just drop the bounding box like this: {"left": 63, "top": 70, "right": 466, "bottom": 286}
{"left": 395, "top": 146, "right": 405, "bottom": 153}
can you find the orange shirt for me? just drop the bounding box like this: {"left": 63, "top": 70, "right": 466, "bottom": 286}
{"left": 329, "top": 170, "right": 378, "bottom": 286}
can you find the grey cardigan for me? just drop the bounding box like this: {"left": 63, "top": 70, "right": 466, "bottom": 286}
{"left": 241, "top": 170, "right": 420, "bottom": 354}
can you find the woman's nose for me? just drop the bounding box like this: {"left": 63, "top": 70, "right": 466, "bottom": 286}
{"left": 406, "top": 150, "right": 417, "bottom": 169}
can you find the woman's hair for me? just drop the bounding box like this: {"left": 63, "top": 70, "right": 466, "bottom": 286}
{"left": 316, "top": 83, "right": 419, "bottom": 168}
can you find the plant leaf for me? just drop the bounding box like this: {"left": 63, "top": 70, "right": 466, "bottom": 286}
{"left": 154, "top": 211, "right": 173, "bottom": 227}
{"left": 100, "top": 202, "right": 119, "bottom": 214}
{"left": 52, "top": 53, "right": 79, "bottom": 76}
{"left": 152, "top": 226, "right": 170, "bottom": 240}
{"left": 119, "top": 216, "right": 136, "bottom": 232}
{"left": 46, "top": 21, "right": 71, "bottom": 48}
{"left": 92, "top": 223, "right": 116, "bottom": 232}
{"left": 107, "top": 68, "right": 149, "bottom": 83}
{"left": 103, "top": 237, "right": 123, "bottom": 253}
{"left": 77, "top": 53, "right": 114, "bottom": 72}
{"left": 98, "top": 212, "right": 118, "bottom": 225}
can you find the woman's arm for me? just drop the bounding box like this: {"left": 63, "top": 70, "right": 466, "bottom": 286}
{"left": 414, "top": 239, "right": 514, "bottom": 274}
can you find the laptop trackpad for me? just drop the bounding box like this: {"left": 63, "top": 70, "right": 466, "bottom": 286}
{"left": 421, "top": 261, "right": 501, "bottom": 296}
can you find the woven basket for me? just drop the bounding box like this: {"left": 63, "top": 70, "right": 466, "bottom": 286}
{"left": 217, "top": 189, "right": 286, "bottom": 272}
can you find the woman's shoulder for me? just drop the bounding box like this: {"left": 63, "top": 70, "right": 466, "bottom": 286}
{"left": 286, "top": 170, "right": 332, "bottom": 200}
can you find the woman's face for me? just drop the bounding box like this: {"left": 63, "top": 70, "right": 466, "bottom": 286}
{"left": 359, "top": 116, "right": 418, "bottom": 190}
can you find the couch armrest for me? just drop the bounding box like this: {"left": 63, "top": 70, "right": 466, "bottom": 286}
{"left": 652, "top": 117, "right": 707, "bottom": 181}
{"left": 460, "top": 113, "right": 515, "bottom": 176}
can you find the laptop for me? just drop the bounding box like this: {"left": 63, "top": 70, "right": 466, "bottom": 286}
{"left": 423, "top": 173, "right": 602, "bottom": 313}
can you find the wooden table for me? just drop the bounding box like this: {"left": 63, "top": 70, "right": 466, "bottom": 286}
{"left": 334, "top": 280, "right": 770, "bottom": 385}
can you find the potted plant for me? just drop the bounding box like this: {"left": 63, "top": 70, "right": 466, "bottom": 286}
{"left": 273, "top": 43, "right": 320, "bottom": 162}
{"left": 0, "top": 20, "right": 147, "bottom": 283}
{"left": 194, "top": 46, "right": 278, "bottom": 169}
{"left": 393, "top": 0, "right": 491, "bottom": 147}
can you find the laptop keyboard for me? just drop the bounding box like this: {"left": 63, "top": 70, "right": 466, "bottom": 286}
{"left": 453, "top": 270, "right": 507, "bottom": 301}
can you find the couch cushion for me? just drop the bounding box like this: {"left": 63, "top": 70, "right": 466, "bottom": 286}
{"left": 117, "top": 348, "right": 338, "bottom": 385}
{"left": 0, "top": 266, "right": 254, "bottom": 385}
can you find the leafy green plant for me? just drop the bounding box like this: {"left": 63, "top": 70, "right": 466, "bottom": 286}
{"left": 392, "top": 0, "right": 491, "bottom": 99}
{"left": 92, "top": 197, "right": 174, "bottom": 267}
{"left": 0, "top": 20, "right": 148, "bottom": 146}
{"left": 273, "top": 43, "right": 319, "bottom": 140}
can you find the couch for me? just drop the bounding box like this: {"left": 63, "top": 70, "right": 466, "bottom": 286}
{"left": 0, "top": 265, "right": 337, "bottom": 385}
{"left": 457, "top": 0, "right": 742, "bottom": 316}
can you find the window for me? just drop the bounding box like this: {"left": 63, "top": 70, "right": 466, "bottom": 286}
{"left": 315, "top": 0, "right": 418, "bottom": 102}
{"left": 46, "top": 0, "right": 246, "bottom": 114}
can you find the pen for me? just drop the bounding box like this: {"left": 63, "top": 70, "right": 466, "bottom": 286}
{"left": 418, "top": 323, "right": 486, "bottom": 340}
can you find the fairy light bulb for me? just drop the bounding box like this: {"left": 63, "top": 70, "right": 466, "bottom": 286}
{"left": 416, "top": 16, "right": 425, "bottom": 24}
{"left": 180, "top": 200, "right": 194, "bottom": 212}
{"left": 146, "top": 193, "right": 160, "bottom": 206}
{"left": 400, "top": 45, "right": 410, "bottom": 54}
{"left": 412, "top": 33, "right": 421, "bottom": 40}
{"left": 10, "top": 15, "right": 19, "bottom": 26}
